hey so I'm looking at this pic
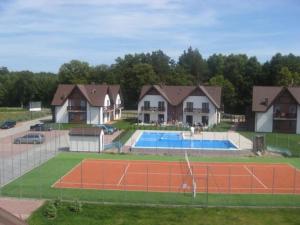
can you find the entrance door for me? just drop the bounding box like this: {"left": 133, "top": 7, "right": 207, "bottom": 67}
{"left": 144, "top": 114, "right": 150, "bottom": 123}
{"left": 186, "top": 115, "right": 193, "bottom": 126}
{"left": 158, "top": 114, "right": 164, "bottom": 123}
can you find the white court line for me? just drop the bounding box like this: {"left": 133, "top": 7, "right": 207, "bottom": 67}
{"left": 244, "top": 165, "right": 268, "bottom": 189}
{"left": 117, "top": 163, "right": 131, "bottom": 186}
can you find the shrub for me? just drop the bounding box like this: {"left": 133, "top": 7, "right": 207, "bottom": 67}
{"left": 44, "top": 202, "right": 57, "bottom": 219}
{"left": 69, "top": 199, "right": 82, "bottom": 213}
{"left": 54, "top": 198, "right": 62, "bottom": 208}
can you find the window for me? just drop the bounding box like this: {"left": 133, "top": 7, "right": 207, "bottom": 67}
{"left": 202, "top": 116, "right": 208, "bottom": 126}
{"left": 158, "top": 101, "right": 165, "bottom": 110}
{"left": 106, "top": 100, "right": 110, "bottom": 106}
{"left": 202, "top": 102, "right": 209, "bottom": 109}
{"left": 158, "top": 114, "right": 164, "bottom": 123}
{"left": 186, "top": 102, "right": 193, "bottom": 109}
{"left": 144, "top": 101, "right": 150, "bottom": 109}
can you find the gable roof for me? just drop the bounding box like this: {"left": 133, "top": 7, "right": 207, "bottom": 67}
{"left": 139, "top": 85, "right": 222, "bottom": 108}
{"left": 108, "top": 85, "right": 122, "bottom": 104}
{"left": 51, "top": 84, "right": 120, "bottom": 107}
{"left": 252, "top": 86, "right": 300, "bottom": 112}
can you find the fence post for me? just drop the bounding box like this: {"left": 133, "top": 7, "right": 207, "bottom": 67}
{"left": 169, "top": 164, "right": 172, "bottom": 193}
{"left": 293, "top": 167, "right": 297, "bottom": 194}
{"left": 146, "top": 164, "right": 149, "bottom": 192}
{"left": 80, "top": 161, "right": 83, "bottom": 189}
{"left": 206, "top": 166, "right": 209, "bottom": 206}
{"left": 228, "top": 166, "right": 231, "bottom": 194}
{"left": 250, "top": 167, "right": 254, "bottom": 194}
{"left": 272, "top": 167, "right": 275, "bottom": 194}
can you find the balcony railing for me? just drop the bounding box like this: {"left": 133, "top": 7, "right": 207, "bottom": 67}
{"left": 141, "top": 106, "right": 165, "bottom": 112}
{"left": 184, "top": 107, "right": 209, "bottom": 113}
{"left": 67, "top": 106, "right": 87, "bottom": 111}
{"left": 116, "top": 103, "right": 124, "bottom": 109}
{"left": 273, "top": 112, "right": 297, "bottom": 119}
{"left": 103, "top": 105, "right": 114, "bottom": 111}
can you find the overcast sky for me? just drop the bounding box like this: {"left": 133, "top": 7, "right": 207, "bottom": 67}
{"left": 0, "top": 0, "right": 300, "bottom": 72}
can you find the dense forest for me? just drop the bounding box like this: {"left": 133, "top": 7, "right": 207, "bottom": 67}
{"left": 1, "top": 47, "right": 300, "bottom": 114}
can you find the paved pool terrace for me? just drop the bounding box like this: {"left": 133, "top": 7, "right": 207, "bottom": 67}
{"left": 124, "top": 130, "right": 253, "bottom": 156}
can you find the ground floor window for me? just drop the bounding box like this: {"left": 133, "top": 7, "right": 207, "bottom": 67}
{"left": 144, "top": 113, "right": 150, "bottom": 123}
{"left": 202, "top": 116, "right": 208, "bottom": 126}
{"left": 69, "top": 112, "right": 86, "bottom": 123}
{"left": 158, "top": 114, "right": 164, "bottom": 123}
{"left": 186, "top": 115, "right": 193, "bottom": 126}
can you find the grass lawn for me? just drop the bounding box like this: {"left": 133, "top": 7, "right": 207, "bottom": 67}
{"left": 28, "top": 201, "right": 300, "bottom": 225}
{"left": 240, "top": 131, "right": 300, "bottom": 156}
{"left": 0, "top": 107, "right": 51, "bottom": 124}
{"left": 2, "top": 152, "right": 300, "bottom": 207}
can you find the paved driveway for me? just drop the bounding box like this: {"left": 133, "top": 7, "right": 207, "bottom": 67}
{"left": 0, "top": 116, "right": 51, "bottom": 139}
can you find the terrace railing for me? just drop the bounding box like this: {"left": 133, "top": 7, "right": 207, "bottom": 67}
{"left": 141, "top": 106, "right": 165, "bottom": 112}
{"left": 273, "top": 112, "right": 297, "bottom": 119}
{"left": 184, "top": 107, "right": 209, "bottom": 113}
{"left": 67, "top": 106, "right": 87, "bottom": 111}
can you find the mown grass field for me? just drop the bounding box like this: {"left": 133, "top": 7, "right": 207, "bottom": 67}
{"left": 2, "top": 152, "right": 300, "bottom": 207}
{"left": 240, "top": 131, "right": 300, "bottom": 156}
{"left": 28, "top": 201, "right": 300, "bottom": 225}
{"left": 0, "top": 107, "right": 51, "bottom": 124}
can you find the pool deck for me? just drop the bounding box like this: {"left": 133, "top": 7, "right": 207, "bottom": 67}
{"left": 124, "top": 130, "right": 253, "bottom": 156}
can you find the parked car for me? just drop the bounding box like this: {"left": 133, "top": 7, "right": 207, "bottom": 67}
{"left": 14, "top": 133, "right": 45, "bottom": 144}
{"left": 30, "top": 123, "right": 52, "bottom": 131}
{"left": 0, "top": 120, "right": 16, "bottom": 129}
{"left": 93, "top": 124, "right": 117, "bottom": 134}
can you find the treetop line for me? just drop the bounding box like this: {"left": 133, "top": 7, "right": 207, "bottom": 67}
{"left": 0, "top": 48, "right": 300, "bottom": 114}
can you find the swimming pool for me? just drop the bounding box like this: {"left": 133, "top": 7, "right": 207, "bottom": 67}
{"left": 134, "top": 132, "right": 237, "bottom": 150}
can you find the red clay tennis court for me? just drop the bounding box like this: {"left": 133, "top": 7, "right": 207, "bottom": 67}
{"left": 53, "top": 159, "right": 300, "bottom": 194}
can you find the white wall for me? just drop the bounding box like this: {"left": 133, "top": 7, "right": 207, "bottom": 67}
{"left": 137, "top": 95, "right": 167, "bottom": 123}
{"left": 182, "top": 96, "right": 218, "bottom": 127}
{"left": 55, "top": 99, "right": 68, "bottom": 123}
{"left": 103, "top": 94, "right": 111, "bottom": 123}
{"left": 296, "top": 105, "right": 300, "bottom": 134}
{"left": 255, "top": 106, "right": 273, "bottom": 132}
{"left": 114, "top": 94, "right": 122, "bottom": 120}
{"left": 69, "top": 132, "right": 104, "bottom": 152}
{"left": 87, "top": 102, "right": 101, "bottom": 125}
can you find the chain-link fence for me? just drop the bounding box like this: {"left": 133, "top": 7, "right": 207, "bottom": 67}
{"left": 1, "top": 124, "right": 300, "bottom": 207}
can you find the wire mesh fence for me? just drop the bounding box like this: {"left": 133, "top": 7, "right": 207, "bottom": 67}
{"left": 1, "top": 124, "right": 300, "bottom": 207}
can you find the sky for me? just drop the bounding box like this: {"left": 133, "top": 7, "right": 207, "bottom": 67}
{"left": 0, "top": 0, "right": 300, "bottom": 73}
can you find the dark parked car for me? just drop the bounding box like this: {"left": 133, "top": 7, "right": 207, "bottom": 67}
{"left": 14, "top": 133, "right": 45, "bottom": 144}
{"left": 93, "top": 124, "right": 117, "bottom": 134}
{"left": 30, "top": 123, "right": 52, "bottom": 131}
{"left": 0, "top": 120, "right": 16, "bottom": 129}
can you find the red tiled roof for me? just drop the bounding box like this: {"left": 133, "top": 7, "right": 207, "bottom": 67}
{"left": 252, "top": 86, "right": 300, "bottom": 112}
{"left": 139, "top": 85, "right": 222, "bottom": 108}
{"left": 51, "top": 84, "right": 120, "bottom": 107}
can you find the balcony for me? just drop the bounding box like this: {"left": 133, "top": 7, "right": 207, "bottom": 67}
{"left": 141, "top": 106, "right": 165, "bottom": 112}
{"left": 67, "top": 106, "right": 87, "bottom": 111}
{"left": 184, "top": 107, "right": 209, "bottom": 113}
{"left": 273, "top": 112, "right": 297, "bottom": 120}
{"left": 116, "top": 103, "right": 124, "bottom": 109}
{"left": 103, "top": 105, "right": 114, "bottom": 112}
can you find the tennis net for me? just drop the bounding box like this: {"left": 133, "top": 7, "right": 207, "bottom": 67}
{"left": 184, "top": 151, "right": 197, "bottom": 198}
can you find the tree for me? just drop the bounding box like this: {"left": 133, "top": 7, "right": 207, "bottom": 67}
{"left": 209, "top": 75, "right": 236, "bottom": 113}
{"left": 58, "top": 60, "right": 90, "bottom": 84}
{"left": 276, "top": 67, "right": 294, "bottom": 86}
{"left": 178, "top": 47, "right": 209, "bottom": 83}
{"left": 120, "top": 63, "right": 158, "bottom": 108}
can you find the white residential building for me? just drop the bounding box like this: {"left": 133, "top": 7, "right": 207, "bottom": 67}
{"left": 51, "top": 84, "right": 123, "bottom": 124}
{"left": 137, "top": 85, "right": 222, "bottom": 127}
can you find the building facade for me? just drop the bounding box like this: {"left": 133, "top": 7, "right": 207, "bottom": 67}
{"left": 51, "top": 84, "right": 122, "bottom": 124}
{"left": 252, "top": 86, "right": 300, "bottom": 134}
{"left": 137, "top": 85, "right": 222, "bottom": 127}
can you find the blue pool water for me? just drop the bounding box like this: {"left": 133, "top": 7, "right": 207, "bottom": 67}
{"left": 134, "top": 132, "right": 237, "bottom": 150}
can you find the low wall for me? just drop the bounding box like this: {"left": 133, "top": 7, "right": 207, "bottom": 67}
{"left": 129, "top": 147, "right": 253, "bottom": 157}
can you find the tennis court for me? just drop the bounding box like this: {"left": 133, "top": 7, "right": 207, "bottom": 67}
{"left": 53, "top": 158, "right": 300, "bottom": 195}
